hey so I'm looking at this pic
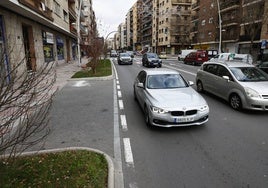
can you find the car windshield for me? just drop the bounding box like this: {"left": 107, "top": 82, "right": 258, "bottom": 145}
{"left": 230, "top": 67, "right": 268, "bottom": 82}
{"left": 120, "top": 53, "right": 129, "bottom": 57}
{"left": 147, "top": 53, "right": 158, "bottom": 58}
{"left": 147, "top": 74, "right": 188, "bottom": 89}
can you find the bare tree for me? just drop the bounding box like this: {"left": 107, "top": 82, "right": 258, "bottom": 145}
{"left": 240, "top": 1, "right": 268, "bottom": 54}
{"left": 0, "top": 43, "right": 56, "bottom": 161}
{"left": 84, "top": 29, "right": 104, "bottom": 74}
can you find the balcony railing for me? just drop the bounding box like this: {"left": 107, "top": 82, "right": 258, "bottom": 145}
{"left": 192, "top": 0, "right": 200, "bottom": 10}
{"left": 243, "top": 0, "right": 264, "bottom": 5}
{"left": 171, "top": 0, "right": 192, "bottom": 5}
{"left": 220, "top": 0, "right": 240, "bottom": 11}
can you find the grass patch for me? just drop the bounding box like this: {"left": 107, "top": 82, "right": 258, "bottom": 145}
{"left": 72, "top": 59, "right": 112, "bottom": 78}
{"left": 0, "top": 150, "right": 108, "bottom": 188}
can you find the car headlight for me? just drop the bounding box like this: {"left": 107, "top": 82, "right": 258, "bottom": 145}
{"left": 151, "top": 106, "right": 168, "bottom": 114}
{"left": 245, "top": 87, "right": 261, "bottom": 98}
{"left": 199, "top": 105, "right": 209, "bottom": 112}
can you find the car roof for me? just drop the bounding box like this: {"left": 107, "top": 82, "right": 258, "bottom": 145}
{"left": 143, "top": 68, "right": 180, "bottom": 75}
{"left": 203, "top": 60, "right": 254, "bottom": 68}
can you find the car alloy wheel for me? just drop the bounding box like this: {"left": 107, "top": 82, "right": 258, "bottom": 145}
{"left": 230, "top": 94, "right": 242, "bottom": 110}
{"left": 133, "top": 87, "right": 137, "bottom": 101}
{"left": 144, "top": 106, "right": 152, "bottom": 127}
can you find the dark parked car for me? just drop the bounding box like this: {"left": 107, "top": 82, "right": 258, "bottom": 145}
{"left": 257, "top": 51, "right": 268, "bottom": 74}
{"left": 117, "top": 53, "right": 133, "bottom": 65}
{"left": 184, "top": 50, "right": 208, "bottom": 65}
{"left": 142, "top": 53, "right": 162, "bottom": 67}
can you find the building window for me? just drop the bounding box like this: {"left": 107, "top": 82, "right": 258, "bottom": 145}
{"left": 209, "top": 17, "right": 213, "bottom": 24}
{"left": 54, "top": 0, "right": 61, "bottom": 16}
{"left": 42, "top": 31, "right": 54, "bottom": 62}
{"left": 63, "top": 10, "right": 68, "bottom": 22}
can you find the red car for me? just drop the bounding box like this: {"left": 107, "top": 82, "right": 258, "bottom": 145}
{"left": 184, "top": 50, "right": 208, "bottom": 65}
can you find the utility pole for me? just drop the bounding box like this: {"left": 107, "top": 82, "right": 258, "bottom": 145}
{"left": 217, "top": 0, "right": 222, "bottom": 53}
{"left": 77, "top": 0, "right": 83, "bottom": 66}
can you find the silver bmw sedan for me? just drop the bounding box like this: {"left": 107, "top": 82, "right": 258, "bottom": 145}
{"left": 133, "top": 68, "right": 209, "bottom": 127}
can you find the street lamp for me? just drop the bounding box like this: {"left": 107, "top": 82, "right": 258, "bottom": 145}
{"left": 77, "top": 0, "right": 83, "bottom": 66}
{"left": 216, "top": 0, "right": 222, "bottom": 53}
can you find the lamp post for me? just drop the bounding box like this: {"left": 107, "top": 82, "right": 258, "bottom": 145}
{"left": 77, "top": 0, "right": 83, "bottom": 66}
{"left": 217, "top": 0, "right": 222, "bottom": 53}
{"left": 105, "top": 30, "right": 118, "bottom": 50}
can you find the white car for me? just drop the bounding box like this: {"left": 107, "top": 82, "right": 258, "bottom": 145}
{"left": 133, "top": 68, "right": 209, "bottom": 127}
{"left": 210, "top": 53, "right": 253, "bottom": 64}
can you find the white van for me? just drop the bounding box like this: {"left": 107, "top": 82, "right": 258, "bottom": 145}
{"left": 178, "top": 49, "right": 197, "bottom": 61}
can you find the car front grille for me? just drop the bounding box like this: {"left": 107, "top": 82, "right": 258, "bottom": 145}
{"left": 262, "top": 95, "right": 268, "bottom": 99}
{"left": 171, "top": 110, "right": 198, "bottom": 116}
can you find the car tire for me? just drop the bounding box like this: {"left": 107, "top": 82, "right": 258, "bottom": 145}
{"left": 229, "top": 94, "right": 242, "bottom": 110}
{"left": 196, "top": 81, "right": 204, "bottom": 93}
{"left": 134, "top": 87, "right": 137, "bottom": 101}
{"left": 144, "top": 105, "right": 152, "bottom": 127}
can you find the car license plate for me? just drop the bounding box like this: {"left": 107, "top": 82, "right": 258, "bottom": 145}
{"left": 174, "top": 117, "right": 194, "bottom": 123}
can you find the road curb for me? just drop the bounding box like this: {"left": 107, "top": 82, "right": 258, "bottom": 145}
{"left": 12, "top": 147, "right": 115, "bottom": 188}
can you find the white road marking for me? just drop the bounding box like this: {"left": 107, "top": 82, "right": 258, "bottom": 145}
{"left": 163, "top": 64, "right": 196, "bottom": 76}
{"left": 118, "top": 90, "right": 122, "bottom": 98}
{"left": 73, "top": 80, "right": 90, "bottom": 87}
{"left": 120, "top": 115, "right": 128, "bottom": 131}
{"left": 112, "top": 62, "right": 124, "bottom": 188}
{"left": 123, "top": 138, "right": 134, "bottom": 166}
{"left": 117, "top": 85, "right": 121, "bottom": 90}
{"left": 118, "top": 100, "right": 124, "bottom": 110}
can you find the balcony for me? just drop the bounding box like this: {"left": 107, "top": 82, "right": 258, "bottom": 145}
{"left": 243, "top": 0, "right": 264, "bottom": 5}
{"left": 171, "top": 0, "right": 192, "bottom": 5}
{"left": 192, "top": 0, "right": 200, "bottom": 11}
{"left": 220, "top": 0, "right": 240, "bottom": 12}
{"left": 222, "top": 17, "right": 240, "bottom": 27}
{"left": 18, "top": 0, "right": 53, "bottom": 21}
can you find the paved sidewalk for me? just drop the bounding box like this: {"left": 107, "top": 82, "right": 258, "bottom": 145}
{"left": 53, "top": 57, "right": 88, "bottom": 91}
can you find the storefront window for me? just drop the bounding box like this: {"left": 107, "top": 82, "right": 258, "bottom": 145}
{"left": 42, "top": 31, "right": 54, "bottom": 62}
{"left": 56, "top": 36, "right": 64, "bottom": 60}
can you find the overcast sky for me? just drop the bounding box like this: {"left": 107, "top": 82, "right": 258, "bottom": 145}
{"left": 92, "top": 0, "right": 137, "bottom": 38}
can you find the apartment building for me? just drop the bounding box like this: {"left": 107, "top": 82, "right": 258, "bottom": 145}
{"left": 154, "top": 0, "right": 192, "bottom": 54}
{"left": 0, "top": 0, "right": 95, "bottom": 81}
{"left": 118, "top": 23, "right": 127, "bottom": 50}
{"left": 126, "top": 7, "right": 133, "bottom": 50}
{"left": 239, "top": 0, "right": 267, "bottom": 58}
{"left": 190, "top": 0, "right": 268, "bottom": 59}
{"left": 132, "top": 0, "right": 143, "bottom": 52}
{"left": 142, "top": 0, "right": 153, "bottom": 51}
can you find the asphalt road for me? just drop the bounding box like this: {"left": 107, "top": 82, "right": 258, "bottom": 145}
{"left": 115, "top": 57, "right": 268, "bottom": 188}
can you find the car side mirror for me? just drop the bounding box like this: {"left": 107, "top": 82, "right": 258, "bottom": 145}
{"left": 188, "top": 81, "right": 194, "bottom": 86}
{"left": 137, "top": 82, "right": 144, "bottom": 88}
{"left": 222, "top": 76, "right": 230, "bottom": 81}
